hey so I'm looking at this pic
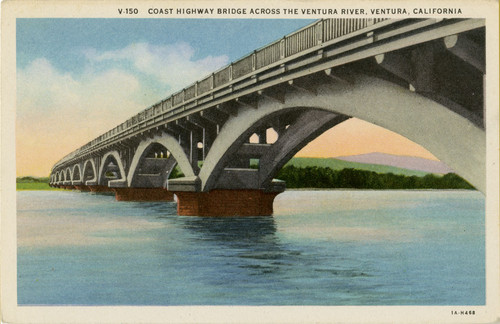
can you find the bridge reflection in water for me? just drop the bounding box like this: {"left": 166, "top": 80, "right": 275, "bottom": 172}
{"left": 50, "top": 18, "right": 486, "bottom": 216}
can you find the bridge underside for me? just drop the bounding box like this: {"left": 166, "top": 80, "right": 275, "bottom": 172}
{"left": 50, "top": 19, "right": 486, "bottom": 216}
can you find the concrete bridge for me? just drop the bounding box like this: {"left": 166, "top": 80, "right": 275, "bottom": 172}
{"left": 50, "top": 18, "right": 486, "bottom": 216}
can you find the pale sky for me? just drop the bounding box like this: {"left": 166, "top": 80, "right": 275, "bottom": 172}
{"left": 16, "top": 19, "right": 438, "bottom": 177}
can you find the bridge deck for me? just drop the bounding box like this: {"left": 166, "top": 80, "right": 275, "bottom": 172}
{"left": 53, "top": 18, "right": 484, "bottom": 169}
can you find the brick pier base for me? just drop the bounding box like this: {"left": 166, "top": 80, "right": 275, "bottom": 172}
{"left": 113, "top": 188, "right": 174, "bottom": 201}
{"left": 74, "top": 185, "right": 90, "bottom": 191}
{"left": 62, "top": 185, "right": 75, "bottom": 190}
{"left": 88, "top": 185, "right": 114, "bottom": 193}
{"left": 174, "top": 189, "right": 281, "bottom": 216}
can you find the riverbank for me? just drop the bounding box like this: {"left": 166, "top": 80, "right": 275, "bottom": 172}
{"left": 17, "top": 166, "right": 475, "bottom": 191}
{"left": 275, "top": 166, "right": 475, "bottom": 190}
{"left": 17, "top": 183, "right": 62, "bottom": 190}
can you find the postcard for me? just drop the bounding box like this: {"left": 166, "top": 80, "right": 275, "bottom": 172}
{"left": 2, "top": 0, "right": 499, "bottom": 323}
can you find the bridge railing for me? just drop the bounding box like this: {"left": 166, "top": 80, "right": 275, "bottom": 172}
{"left": 255, "top": 39, "right": 282, "bottom": 70}
{"left": 53, "top": 18, "right": 390, "bottom": 169}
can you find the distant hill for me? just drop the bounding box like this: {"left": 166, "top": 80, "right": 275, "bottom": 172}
{"left": 284, "top": 157, "right": 432, "bottom": 177}
{"left": 334, "top": 153, "right": 454, "bottom": 174}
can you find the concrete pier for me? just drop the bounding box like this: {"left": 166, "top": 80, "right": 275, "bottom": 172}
{"left": 174, "top": 189, "right": 281, "bottom": 216}
{"left": 112, "top": 188, "right": 174, "bottom": 201}
{"left": 88, "top": 185, "right": 114, "bottom": 193}
{"left": 74, "top": 185, "right": 90, "bottom": 192}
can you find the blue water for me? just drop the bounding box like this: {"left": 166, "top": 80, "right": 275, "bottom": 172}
{"left": 17, "top": 190, "right": 485, "bottom": 305}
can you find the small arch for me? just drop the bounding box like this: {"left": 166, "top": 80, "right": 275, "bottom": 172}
{"left": 65, "top": 168, "right": 72, "bottom": 182}
{"left": 98, "top": 151, "right": 126, "bottom": 186}
{"left": 82, "top": 159, "right": 97, "bottom": 184}
{"left": 127, "top": 134, "right": 195, "bottom": 187}
{"left": 72, "top": 164, "right": 82, "bottom": 181}
{"left": 128, "top": 142, "right": 178, "bottom": 188}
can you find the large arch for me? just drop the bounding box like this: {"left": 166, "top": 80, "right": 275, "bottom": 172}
{"left": 200, "top": 107, "right": 349, "bottom": 191}
{"left": 127, "top": 134, "right": 196, "bottom": 187}
{"left": 127, "top": 142, "right": 177, "bottom": 188}
{"left": 97, "top": 151, "right": 127, "bottom": 186}
{"left": 200, "top": 74, "right": 485, "bottom": 193}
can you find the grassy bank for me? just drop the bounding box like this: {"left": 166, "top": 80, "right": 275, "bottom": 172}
{"left": 17, "top": 182, "right": 60, "bottom": 190}
{"left": 16, "top": 176, "right": 61, "bottom": 190}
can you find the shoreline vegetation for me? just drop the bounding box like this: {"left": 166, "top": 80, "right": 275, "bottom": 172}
{"left": 275, "top": 165, "right": 474, "bottom": 190}
{"left": 17, "top": 158, "right": 475, "bottom": 191}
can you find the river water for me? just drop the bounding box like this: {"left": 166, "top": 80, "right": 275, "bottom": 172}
{"left": 17, "top": 190, "right": 484, "bottom": 306}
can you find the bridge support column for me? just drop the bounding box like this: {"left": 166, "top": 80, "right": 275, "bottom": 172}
{"left": 112, "top": 188, "right": 174, "bottom": 202}
{"left": 174, "top": 189, "right": 281, "bottom": 216}
{"left": 74, "top": 185, "right": 90, "bottom": 192}
{"left": 87, "top": 185, "right": 114, "bottom": 193}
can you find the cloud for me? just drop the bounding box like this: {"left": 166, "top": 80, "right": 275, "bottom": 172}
{"left": 17, "top": 58, "right": 80, "bottom": 118}
{"left": 16, "top": 59, "right": 145, "bottom": 176}
{"left": 17, "top": 58, "right": 143, "bottom": 130}
{"left": 17, "top": 42, "right": 230, "bottom": 176}
{"left": 85, "top": 42, "right": 229, "bottom": 93}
